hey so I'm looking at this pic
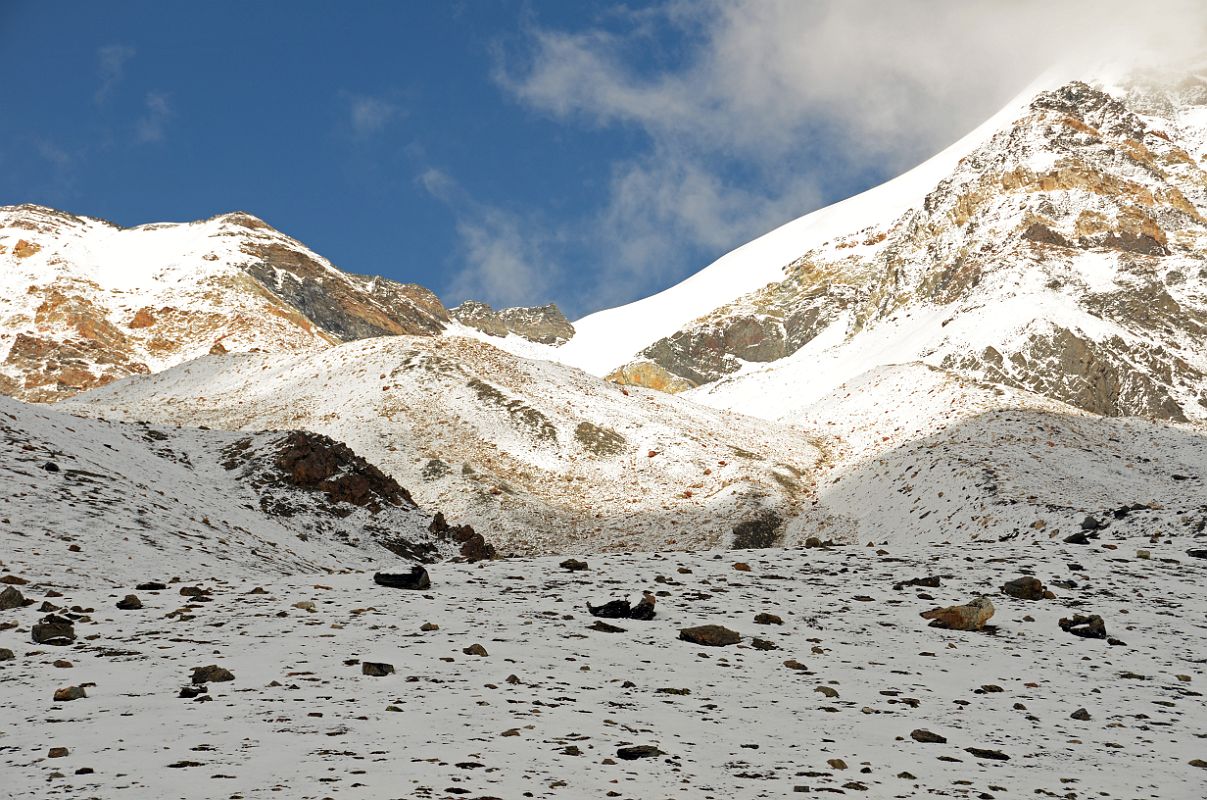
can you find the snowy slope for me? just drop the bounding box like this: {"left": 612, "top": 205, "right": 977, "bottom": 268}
{"left": 0, "top": 396, "right": 450, "bottom": 589}
{"left": 65, "top": 336, "right": 827, "bottom": 555}
{"left": 1, "top": 533, "right": 1204, "bottom": 799}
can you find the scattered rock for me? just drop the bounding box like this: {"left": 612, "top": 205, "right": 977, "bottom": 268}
{"left": 53, "top": 686, "right": 86, "bottom": 702}
{"left": 31, "top": 615, "right": 75, "bottom": 646}
{"left": 920, "top": 597, "right": 994, "bottom": 631}
{"left": 190, "top": 665, "right": 234, "bottom": 684}
{"left": 587, "top": 599, "right": 631, "bottom": 619}
{"left": 733, "top": 562, "right": 752, "bottom": 572}
{"left": 965, "top": 747, "right": 1009, "bottom": 761}
{"left": 462, "top": 644, "right": 488, "bottom": 657}
{"left": 47, "top": 747, "right": 69, "bottom": 758}
{"left": 784, "top": 659, "right": 809, "bottom": 671}
{"left": 1059, "top": 614, "right": 1107, "bottom": 639}
{"left": 0, "top": 586, "right": 25, "bottom": 610}
{"left": 362, "top": 662, "right": 395, "bottom": 677}
{"left": 1071, "top": 708, "right": 1092, "bottom": 721}
{"left": 616, "top": 745, "right": 664, "bottom": 760}
{"left": 136, "top": 581, "right": 167, "bottom": 591}
{"left": 1000, "top": 576, "right": 1054, "bottom": 600}
{"left": 588, "top": 620, "right": 626, "bottom": 633}
{"left": 629, "top": 593, "right": 657, "bottom": 621}
{"left": 679, "top": 625, "right": 741, "bottom": 647}
{"left": 115, "top": 594, "right": 142, "bottom": 610}
{"left": 1187, "top": 549, "right": 1207, "bottom": 560}
{"left": 827, "top": 758, "right": 848, "bottom": 770}
{"left": 373, "top": 567, "right": 431, "bottom": 590}
{"left": 0, "top": 648, "right": 14, "bottom": 662}
{"left": 754, "top": 612, "right": 783, "bottom": 625}
{"left": 559, "top": 559, "right": 589, "bottom": 572}
{"left": 910, "top": 729, "right": 947, "bottom": 744}
{"left": 815, "top": 685, "right": 839, "bottom": 698}
{"left": 894, "top": 575, "right": 942, "bottom": 591}
{"left": 420, "top": 622, "right": 439, "bottom": 632}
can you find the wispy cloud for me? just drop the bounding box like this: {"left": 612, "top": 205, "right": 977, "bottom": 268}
{"left": 135, "top": 92, "right": 172, "bottom": 143}
{"left": 419, "top": 168, "right": 562, "bottom": 309}
{"left": 94, "top": 44, "right": 135, "bottom": 105}
{"left": 348, "top": 95, "right": 399, "bottom": 138}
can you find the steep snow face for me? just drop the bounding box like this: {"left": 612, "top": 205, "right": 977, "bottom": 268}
{"left": 584, "top": 70, "right": 1207, "bottom": 425}
{"left": 0, "top": 205, "right": 448, "bottom": 402}
{"left": 545, "top": 72, "right": 1068, "bottom": 377}
{"left": 66, "top": 336, "right": 826, "bottom": 555}
{"left": 0, "top": 396, "right": 449, "bottom": 589}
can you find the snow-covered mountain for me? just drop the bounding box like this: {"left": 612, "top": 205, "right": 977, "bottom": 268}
{"left": 547, "top": 68, "right": 1207, "bottom": 427}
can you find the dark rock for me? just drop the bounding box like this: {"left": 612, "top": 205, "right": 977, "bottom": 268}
{"left": 115, "top": 595, "right": 142, "bottom": 610}
{"left": 0, "top": 648, "right": 14, "bottom": 661}
{"left": 754, "top": 612, "right": 783, "bottom": 625}
{"left": 1187, "top": 549, "right": 1207, "bottom": 560}
{"left": 47, "top": 747, "right": 69, "bottom": 758}
{"left": 31, "top": 615, "right": 75, "bottom": 646}
{"left": 965, "top": 747, "right": 1010, "bottom": 761}
{"left": 587, "top": 599, "right": 631, "bottom": 619}
{"left": 1071, "top": 708, "right": 1091, "bottom": 720}
{"left": 0, "top": 586, "right": 24, "bottom": 610}
{"left": 362, "top": 661, "right": 395, "bottom": 677}
{"left": 616, "top": 744, "right": 664, "bottom": 760}
{"left": 1059, "top": 614, "right": 1107, "bottom": 639}
{"left": 1000, "top": 576, "right": 1054, "bottom": 600}
{"left": 750, "top": 637, "right": 778, "bottom": 651}
{"left": 1064, "top": 532, "right": 1092, "bottom": 544}
{"left": 462, "top": 644, "right": 488, "bottom": 657}
{"left": 559, "top": 558, "right": 589, "bottom": 572}
{"left": 679, "top": 625, "right": 741, "bottom": 647}
{"left": 629, "top": 593, "right": 657, "bottom": 621}
{"left": 910, "top": 729, "right": 947, "bottom": 744}
{"left": 373, "top": 567, "right": 431, "bottom": 590}
{"left": 1081, "top": 515, "right": 1104, "bottom": 531}
{"left": 191, "top": 665, "right": 234, "bottom": 684}
{"left": 179, "top": 685, "right": 208, "bottom": 699}
{"left": 893, "top": 576, "right": 941, "bottom": 590}
{"left": 136, "top": 581, "right": 167, "bottom": 591}
{"left": 43, "top": 461, "right": 60, "bottom": 473}
{"left": 731, "top": 511, "right": 783, "bottom": 549}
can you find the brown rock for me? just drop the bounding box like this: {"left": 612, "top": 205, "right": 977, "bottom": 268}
{"left": 754, "top": 612, "right": 783, "bottom": 625}
{"left": 920, "top": 597, "right": 994, "bottom": 631}
{"left": 910, "top": 729, "right": 947, "bottom": 744}
{"left": 1000, "top": 576, "right": 1053, "bottom": 600}
{"left": 462, "top": 643, "right": 488, "bottom": 657}
{"left": 115, "top": 594, "right": 142, "bottom": 610}
{"left": 48, "top": 747, "right": 69, "bottom": 758}
{"left": 0, "top": 586, "right": 25, "bottom": 610}
{"left": 362, "top": 661, "right": 395, "bottom": 677}
{"left": 190, "top": 665, "right": 234, "bottom": 684}
{"left": 31, "top": 616, "right": 75, "bottom": 646}
{"left": 53, "top": 686, "right": 86, "bottom": 702}
{"left": 679, "top": 625, "right": 740, "bottom": 647}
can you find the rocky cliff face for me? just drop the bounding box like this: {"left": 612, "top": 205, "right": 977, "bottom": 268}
{"left": 451, "top": 300, "right": 575, "bottom": 344}
{"left": 610, "top": 71, "right": 1207, "bottom": 422}
{"left": 0, "top": 205, "right": 449, "bottom": 402}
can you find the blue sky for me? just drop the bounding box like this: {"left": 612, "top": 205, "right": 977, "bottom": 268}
{"left": 4, "top": 1, "right": 1189, "bottom": 318}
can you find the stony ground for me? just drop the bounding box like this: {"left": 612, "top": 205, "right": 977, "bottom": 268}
{"left": 2, "top": 528, "right": 1205, "bottom": 800}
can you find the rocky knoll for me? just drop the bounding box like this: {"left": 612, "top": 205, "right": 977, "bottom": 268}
{"left": 451, "top": 300, "right": 576, "bottom": 344}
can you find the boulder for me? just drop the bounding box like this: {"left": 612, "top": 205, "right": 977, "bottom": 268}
{"left": 1059, "top": 614, "right": 1107, "bottom": 639}
{"left": 362, "top": 661, "right": 395, "bottom": 677}
{"left": 910, "top": 729, "right": 947, "bottom": 744}
{"left": 559, "top": 558, "right": 589, "bottom": 572}
{"left": 920, "top": 597, "right": 995, "bottom": 631}
{"left": 373, "top": 567, "right": 431, "bottom": 590}
{"left": 190, "top": 665, "right": 235, "bottom": 684}
{"left": 0, "top": 586, "right": 25, "bottom": 610}
{"left": 616, "top": 744, "right": 664, "bottom": 760}
{"left": 1000, "top": 576, "right": 1054, "bottom": 600}
{"left": 53, "top": 686, "right": 86, "bottom": 702}
{"left": 31, "top": 615, "right": 75, "bottom": 646}
{"left": 679, "top": 625, "right": 741, "bottom": 647}
{"left": 115, "top": 595, "right": 142, "bottom": 610}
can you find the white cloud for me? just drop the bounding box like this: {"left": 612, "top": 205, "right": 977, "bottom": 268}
{"left": 348, "top": 95, "right": 399, "bottom": 137}
{"left": 135, "top": 92, "right": 172, "bottom": 143}
{"left": 95, "top": 44, "right": 135, "bottom": 105}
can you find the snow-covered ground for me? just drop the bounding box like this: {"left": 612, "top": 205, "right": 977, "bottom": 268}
{"left": 66, "top": 335, "right": 827, "bottom": 554}
{"left": 2, "top": 532, "right": 1204, "bottom": 799}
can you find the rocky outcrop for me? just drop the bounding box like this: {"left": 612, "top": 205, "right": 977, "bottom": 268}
{"left": 450, "top": 301, "right": 575, "bottom": 344}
